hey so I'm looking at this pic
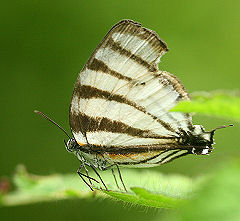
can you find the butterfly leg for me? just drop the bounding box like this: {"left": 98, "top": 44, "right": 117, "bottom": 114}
{"left": 82, "top": 164, "right": 93, "bottom": 186}
{"left": 116, "top": 165, "right": 127, "bottom": 192}
{"left": 77, "top": 164, "right": 99, "bottom": 191}
{"left": 111, "top": 168, "right": 120, "bottom": 190}
{"left": 90, "top": 165, "right": 109, "bottom": 191}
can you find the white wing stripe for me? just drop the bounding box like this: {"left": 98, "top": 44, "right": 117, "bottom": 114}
{"left": 78, "top": 98, "right": 177, "bottom": 136}
{"left": 80, "top": 68, "right": 129, "bottom": 97}
{"left": 160, "top": 150, "right": 189, "bottom": 164}
{"left": 94, "top": 47, "right": 149, "bottom": 79}
{"left": 84, "top": 131, "right": 175, "bottom": 146}
{"left": 73, "top": 131, "right": 87, "bottom": 145}
{"left": 112, "top": 32, "right": 159, "bottom": 64}
{"left": 80, "top": 68, "right": 181, "bottom": 117}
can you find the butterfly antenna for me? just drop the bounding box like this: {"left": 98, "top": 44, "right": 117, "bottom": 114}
{"left": 210, "top": 124, "right": 234, "bottom": 137}
{"left": 34, "top": 110, "right": 71, "bottom": 139}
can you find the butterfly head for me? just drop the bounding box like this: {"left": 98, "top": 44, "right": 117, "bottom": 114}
{"left": 65, "top": 138, "right": 78, "bottom": 152}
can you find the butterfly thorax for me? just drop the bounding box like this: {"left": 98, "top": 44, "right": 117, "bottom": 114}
{"left": 66, "top": 138, "right": 111, "bottom": 170}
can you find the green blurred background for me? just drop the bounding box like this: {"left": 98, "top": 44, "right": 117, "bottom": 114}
{"left": 0, "top": 0, "right": 239, "bottom": 220}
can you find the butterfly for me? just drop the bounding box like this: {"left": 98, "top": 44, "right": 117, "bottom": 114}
{"left": 35, "top": 20, "right": 232, "bottom": 191}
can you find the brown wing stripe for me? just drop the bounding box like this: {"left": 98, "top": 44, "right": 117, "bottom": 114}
{"left": 76, "top": 84, "right": 139, "bottom": 108}
{"left": 162, "top": 152, "right": 189, "bottom": 164}
{"left": 106, "top": 37, "right": 157, "bottom": 72}
{"left": 81, "top": 144, "right": 183, "bottom": 154}
{"left": 112, "top": 151, "right": 189, "bottom": 166}
{"left": 87, "top": 58, "right": 133, "bottom": 82}
{"left": 109, "top": 150, "right": 170, "bottom": 165}
{"left": 135, "top": 150, "right": 170, "bottom": 164}
{"left": 71, "top": 112, "right": 171, "bottom": 139}
{"left": 74, "top": 84, "right": 176, "bottom": 133}
{"left": 155, "top": 71, "right": 190, "bottom": 100}
{"left": 156, "top": 150, "right": 180, "bottom": 164}
{"left": 112, "top": 152, "right": 170, "bottom": 165}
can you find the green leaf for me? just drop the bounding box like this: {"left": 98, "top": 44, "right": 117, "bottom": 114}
{"left": 0, "top": 165, "right": 197, "bottom": 208}
{"left": 171, "top": 91, "right": 240, "bottom": 121}
{"left": 104, "top": 187, "right": 184, "bottom": 209}
{"left": 1, "top": 160, "right": 240, "bottom": 215}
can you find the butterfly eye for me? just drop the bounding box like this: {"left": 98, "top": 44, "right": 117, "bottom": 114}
{"left": 66, "top": 138, "right": 77, "bottom": 152}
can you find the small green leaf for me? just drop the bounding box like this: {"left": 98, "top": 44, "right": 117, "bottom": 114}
{"left": 104, "top": 187, "right": 184, "bottom": 209}
{"left": 171, "top": 91, "right": 240, "bottom": 121}
{"left": 131, "top": 187, "right": 183, "bottom": 208}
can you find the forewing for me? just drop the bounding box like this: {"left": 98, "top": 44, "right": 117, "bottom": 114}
{"left": 69, "top": 20, "right": 193, "bottom": 147}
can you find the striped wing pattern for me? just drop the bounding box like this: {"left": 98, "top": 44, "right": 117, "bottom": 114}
{"left": 69, "top": 20, "right": 194, "bottom": 167}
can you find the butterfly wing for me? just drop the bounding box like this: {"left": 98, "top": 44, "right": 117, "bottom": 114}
{"left": 69, "top": 20, "right": 199, "bottom": 166}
